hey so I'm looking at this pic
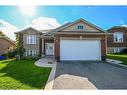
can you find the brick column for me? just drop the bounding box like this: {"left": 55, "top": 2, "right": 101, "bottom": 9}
{"left": 101, "top": 36, "right": 106, "bottom": 61}
{"left": 54, "top": 35, "right": 60, "bottom": 62}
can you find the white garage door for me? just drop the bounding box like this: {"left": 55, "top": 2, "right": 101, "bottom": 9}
{"left": 60, "top": 40, "right": 101, "bottom": 61}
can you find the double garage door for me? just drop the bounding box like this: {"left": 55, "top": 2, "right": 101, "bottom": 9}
{"left": 60, "top": 39, "right": 101, "bottom": 61}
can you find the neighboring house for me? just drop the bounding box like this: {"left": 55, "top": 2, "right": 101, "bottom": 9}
{"left": 107, "top": 26, "right": 127, "bottom": 53}
{"left": 0, "top": 36, "right": 16, "bottom": 55}
{"left": 15, "top": 18, "right": 108, "bottom": 61}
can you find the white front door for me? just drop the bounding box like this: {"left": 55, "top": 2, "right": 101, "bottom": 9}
{"left": 45, "top": 43, "right": 54, "bottom": 55}
{"left": 60, "top": 40, "right": 101, "bottom": 61}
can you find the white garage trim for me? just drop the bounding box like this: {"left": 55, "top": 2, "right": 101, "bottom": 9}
{"left": 60, "top": 39, "right": 101, "bottom": 61}
{"left": 60, "top": 37, "right": 102, "bottom": 40}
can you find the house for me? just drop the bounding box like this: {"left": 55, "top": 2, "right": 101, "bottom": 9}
{"left": 0, "top": 36, "right": 16, "bottom": 55}
{"left": 15, "top": 18, "right": 108, "bottom": 61}
{"left": 107, "top": 26, "right": 127, "bottom": 53}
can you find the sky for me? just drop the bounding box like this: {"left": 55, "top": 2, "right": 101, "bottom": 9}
{"left": 0, "top": 6, "right": 127, "bottom": 40}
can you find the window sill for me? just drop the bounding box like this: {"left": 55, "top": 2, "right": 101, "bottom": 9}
{"left": 26, "top": 44, "right": 37, "bottom": 45}
{"left": 114, "top": 42, "right": 123, "bottom": 43}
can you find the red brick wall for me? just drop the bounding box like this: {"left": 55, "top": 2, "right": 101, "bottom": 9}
{"left": 107, "top": 27, "right": 127, "bottom": 47}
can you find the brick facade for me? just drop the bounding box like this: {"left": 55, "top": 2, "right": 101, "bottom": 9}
{"left": 107, "top": 26, "right": 127, "bottom": 53}
{"left": 107, "top": 27, "right": 127, "bottom": 47}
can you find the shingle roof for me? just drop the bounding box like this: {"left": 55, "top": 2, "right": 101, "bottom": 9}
{"left": 107, "top": 25, "right": 127, "bottom": 31}
{"left": 53, "top": 18, "right": 106, "bottom": 32}
{"left": 39, "top": 29, "right": 54, "bottom": 33}
{"left": 0, "top": 36, "right": 16, "bottom": 46}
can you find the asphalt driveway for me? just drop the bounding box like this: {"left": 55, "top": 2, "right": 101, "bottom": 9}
{"left": 53, "top": 61, "right": 127, "bottom": 89}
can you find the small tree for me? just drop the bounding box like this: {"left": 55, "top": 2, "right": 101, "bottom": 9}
{"left": 15, "top": 33, "right": 25, "bottom": 59}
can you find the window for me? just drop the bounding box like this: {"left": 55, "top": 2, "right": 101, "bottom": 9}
{"left": 113, "top": 32, "right": 123, "bottom": 43}
{"left": 26, "top": 50, "right": 36, "bottom": 56}
{"left": 26, "top": 35, "right": 36, "bottom": 44}
{"left": 77, "top": 25, "right": 84, "bottom": 29}
{"left": 114, "top": 48, "right": 120, "bottom": 53}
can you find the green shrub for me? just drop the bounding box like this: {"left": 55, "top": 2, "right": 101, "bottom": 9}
{"left": 1, "top": 53, "right": 7, "bottom": 57}
{"left": 6, "top": 50, "right": 17, "bottom": 59}
{"left": 121, "top": 48, "right": 127, "bottom": 54}
{"left": 22, "top": 55, "right": 40, "bottom": 60}
{"left": 32, "top": 56, "right": 40, "bottom": 60}
{"left": 22, "top": 56, "right": 33, "bottom": 60}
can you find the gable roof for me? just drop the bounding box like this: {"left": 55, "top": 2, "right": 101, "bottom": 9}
{"left": 0, "top": 36, "right": 16, "bottom": 46}
{"left": 54, "top": 18, "right": 106, "bottom": 32}
{"left": 16, "top": 27, "right": 41, "bottom": 34}
{"left": 54, "top": 22, "right": 71, "bottom": 31}
{"left": 39, "top": 29, "right": 54, "bottom": 33}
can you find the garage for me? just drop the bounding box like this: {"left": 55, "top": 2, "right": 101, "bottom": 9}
{"left": 60, "top": 39, "right": 101, "bottom": 61}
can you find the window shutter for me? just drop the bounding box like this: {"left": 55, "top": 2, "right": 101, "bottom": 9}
{"left": 31, "top": 35, "right": 34, "bottom": 44}
{"left": 28, "top": 35, "right": 30, "bottom": 44}
{"left": 26, "top": 36, "right": 29, "bottom": 44}
{"left": 34, "top": 35, "right": 36, "bottom": 44}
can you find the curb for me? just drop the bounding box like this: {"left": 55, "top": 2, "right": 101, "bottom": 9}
{"left": 106, "top": 59, "right": 127, "bottom": 69}
{"left": 44, "top": 62, "right": 57, "bottom": 90}
{"left": 34, "top": 59, "right": 57, "bottom": 90}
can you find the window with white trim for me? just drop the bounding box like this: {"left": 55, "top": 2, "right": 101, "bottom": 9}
{"left": 77, "top": 25, "right": 84, "bottom": 29}
{"left": 114, "top": 48, "right": 120, "bottom": 53}
{"left": 26, "top": 35, "right": 37, "bottom": 44}
{"left": 113, "top": 32, "right": 123, "bottom": 43}
{"left": 26, "top": 50, "right": 36, "bottom": 56}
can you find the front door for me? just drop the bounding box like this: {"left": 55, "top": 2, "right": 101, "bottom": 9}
{"left": 45, "top": 43, "right": 54, "bottom": 55}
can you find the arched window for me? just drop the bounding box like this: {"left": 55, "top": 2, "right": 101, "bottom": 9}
{"left": 113, "top": 32, "right": 123, "bottom": 43}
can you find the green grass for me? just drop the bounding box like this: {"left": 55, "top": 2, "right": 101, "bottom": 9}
{"left": 0, "top": 59, "right": 51, "bottom": 89}
{"left": 107, "top": 54, "right": 127, "bottom": 65}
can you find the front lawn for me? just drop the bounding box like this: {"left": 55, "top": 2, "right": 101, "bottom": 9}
{"left": 107, "top": 54, "right": 127, "bottom": 65}
{"left": 0, "top": 59, "right": 51, "bottom": 89}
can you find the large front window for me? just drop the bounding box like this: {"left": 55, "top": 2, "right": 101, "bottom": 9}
{"left": 26, "top": 35, "right": 36, "bottom": 44}
{"left": 113, "top": 32, "right": 123, "bottom": 43}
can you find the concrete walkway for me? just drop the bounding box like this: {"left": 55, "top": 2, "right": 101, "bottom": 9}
{"left": 106, "top": 58, "right": 127, "bottom": 68}
{"left": 34, "top": 56, "right": 57, "bottom": 90}
{"left": 53, "top": 74, "right": 97, "bottom": 89}
{"left": 106, "top": 59, "right": 122, "bottom": 64}
{"left": 35, "top": 56, "right": 57, "bottom": 67}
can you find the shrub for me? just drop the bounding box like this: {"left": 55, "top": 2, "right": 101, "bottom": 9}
{"left": 32, "top": 56, "right": 40, "bottom": 60}
{"left": 1, "top": 53, "right": 7, "bottom": 57}
{"left": 6, "top": 50, "right": 17, "bottom": 59}
{"left": 121, "top": 48, "right": 127, "bottom": 54}
{"left": 16, "top": 48, "right": 25, "bottom": 58}
{"left": 22, "top": 56, "right": 33, "bottom": 60}
{"left": 22, "top": 55, "right": 40, "bottom": 60}
{"left": 0, "top": 54, "right": 7, "bottom": 60}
